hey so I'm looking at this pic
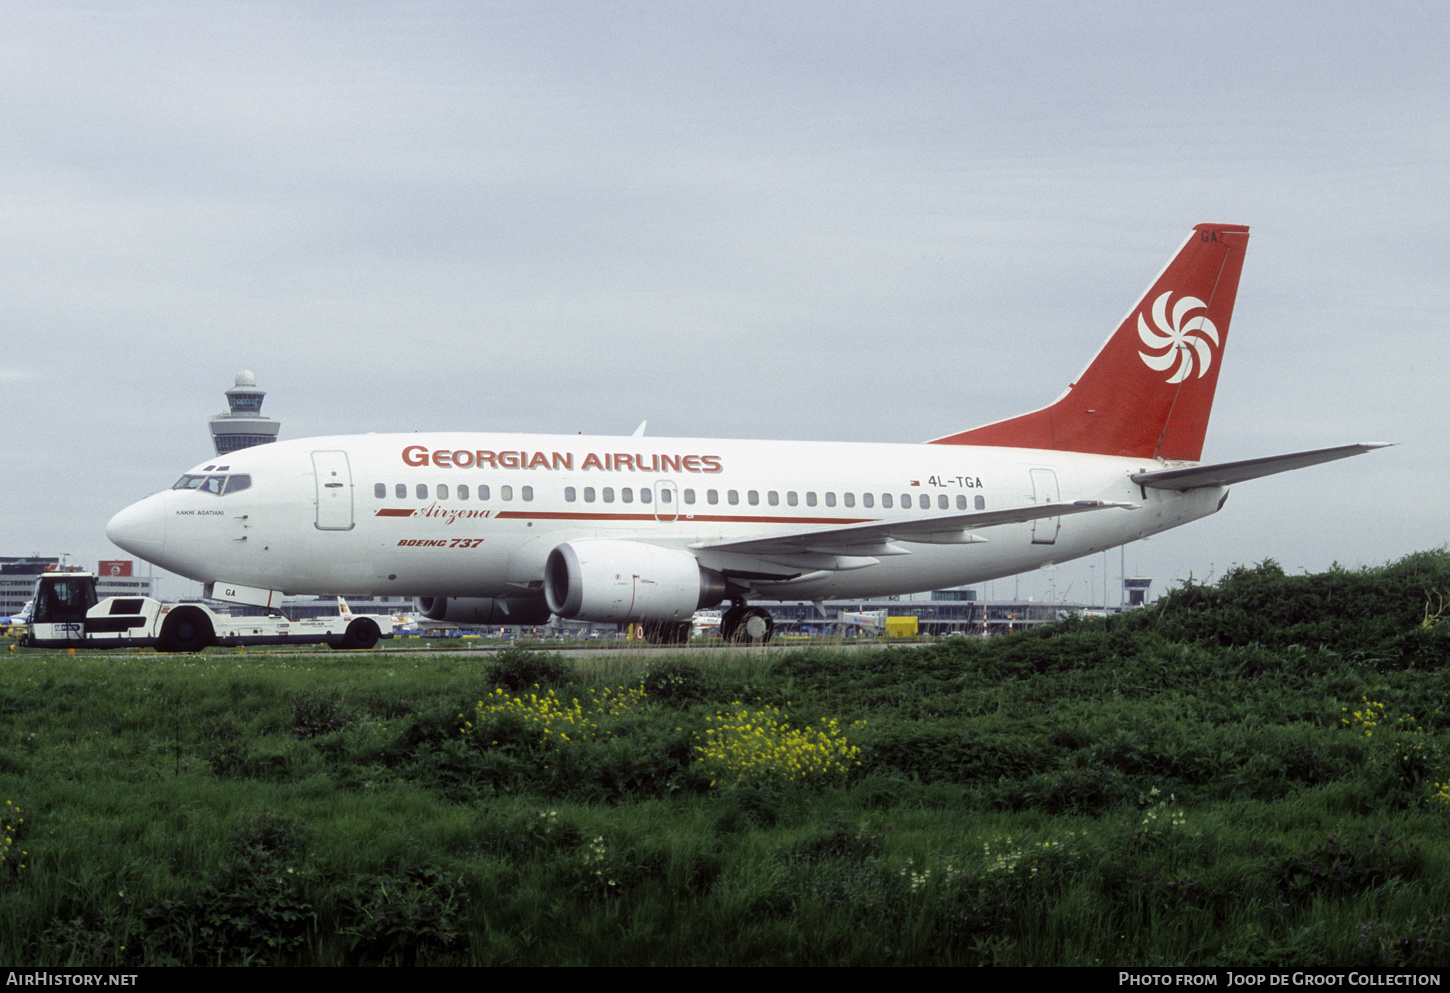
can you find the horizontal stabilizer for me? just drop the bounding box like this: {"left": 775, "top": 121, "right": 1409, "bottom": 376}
{"left": 1131, "top": 443, "right": 1392, "bottom": 491}
{"left": 693, "top": 500, "right": 1134, "bottom": 559}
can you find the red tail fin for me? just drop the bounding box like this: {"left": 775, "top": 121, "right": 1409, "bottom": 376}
{"left": 930, "top": 223, "right": 1250, "bottom": 461}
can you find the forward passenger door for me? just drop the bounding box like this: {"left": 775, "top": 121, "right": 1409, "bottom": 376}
{"left": 312, "top": 451, "right": 354, "bottom": 531}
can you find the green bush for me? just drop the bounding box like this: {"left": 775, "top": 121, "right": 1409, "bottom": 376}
{"left": 7, "top": 550, "right": 1450, "bottom": 965}
{"left": 485, "top": 647, "right": 575, "bottom": 692}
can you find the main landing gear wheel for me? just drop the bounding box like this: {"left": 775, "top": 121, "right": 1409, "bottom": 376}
{"left": 721, "top": 605, "right": 774, "bottom": 645}
{"left": 643, "top": 620, "right": 691, "bottom": 645}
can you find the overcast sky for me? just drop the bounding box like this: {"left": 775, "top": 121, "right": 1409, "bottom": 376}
{"left": 4, "top": 0, "right": 1445, "bottom": 605}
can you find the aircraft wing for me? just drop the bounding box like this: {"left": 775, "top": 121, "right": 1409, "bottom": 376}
{"left": 691, "top": 500, "right": 1135, "bottom": 557}
{"left": 1131, "top": 443, "right": 1392, "bottom": 491}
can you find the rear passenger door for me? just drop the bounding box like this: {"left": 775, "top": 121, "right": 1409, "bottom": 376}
{"left": 1029, "top": 468, "right": 1059, "bottom": 545}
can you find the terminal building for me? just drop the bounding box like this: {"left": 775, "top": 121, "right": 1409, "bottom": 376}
{"left": 208, "top": 370, "right": 280, "bottom": 456}
{"left": 3, "top": 553, "right": 1150, "bottom": 639}
{"left": 734, "top": 587, "right": 1142, "bottom": 639}
{"left": 1, "top": 557, "right": 155, "bottom": 617}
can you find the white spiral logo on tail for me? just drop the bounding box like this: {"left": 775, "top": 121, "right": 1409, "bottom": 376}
{"left": 1137, "top": 291, "right": 1219, "bottom": 383}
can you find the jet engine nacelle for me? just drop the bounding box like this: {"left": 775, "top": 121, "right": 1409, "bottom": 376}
{"left": 414, "top": 596, "right": 553, "bottom": 626}
{"left": 544, "top": 539, "right": 726, "bottom": 623}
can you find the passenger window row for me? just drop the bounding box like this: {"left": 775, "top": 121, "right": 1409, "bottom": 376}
{"left": 374, "top": 482, "right": 533, "bottom": 502}
{"left": 374, "top": 482, "right": 987, "bottom": 512}
{"left": 565, "top": 486, "right": 656, "bottom": 504}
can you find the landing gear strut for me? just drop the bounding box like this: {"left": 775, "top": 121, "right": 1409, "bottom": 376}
{"left": 720, "top": 602, "right": 774, "bottom": 644}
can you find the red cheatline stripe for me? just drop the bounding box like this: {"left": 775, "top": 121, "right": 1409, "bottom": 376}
{"left": 374, "top": 508, "right": 874, "bottom": 525}
{"left": 494, "top": 511, "right": 873, "bottom": 525}
{"left": 496, "top": 511, "right": 655, "bottom": 521}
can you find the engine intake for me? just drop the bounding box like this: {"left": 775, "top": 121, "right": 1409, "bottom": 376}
{"left": 544, "top": 540, "right": 725, "bottom": 623}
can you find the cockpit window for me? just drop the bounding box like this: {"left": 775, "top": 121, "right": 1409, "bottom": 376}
{"left": 172, "top": 473, "right": 252, "bottom": 496}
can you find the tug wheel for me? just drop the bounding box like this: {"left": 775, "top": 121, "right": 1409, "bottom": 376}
{"left": 158, "top": 608, "right": 215, "bottom": 653}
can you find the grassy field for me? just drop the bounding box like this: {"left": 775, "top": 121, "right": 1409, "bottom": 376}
{"left": 3, "top": 551, "right": 1450, "bottom": 966}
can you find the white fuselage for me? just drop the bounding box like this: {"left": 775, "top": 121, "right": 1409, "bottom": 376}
{"left": 107, "top": 431, "right": 1225, "bottom": 602}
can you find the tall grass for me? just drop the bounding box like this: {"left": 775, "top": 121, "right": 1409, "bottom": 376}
{"left": 2, "top": 552, "right": 1450, "bottom": 964}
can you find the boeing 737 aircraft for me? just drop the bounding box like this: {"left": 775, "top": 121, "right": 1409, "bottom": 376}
{"left": 2, "top": 601, "right": 32, "bottom": 635}
{"left": 107, "top": 223, "right": 1386, "bottom": 645}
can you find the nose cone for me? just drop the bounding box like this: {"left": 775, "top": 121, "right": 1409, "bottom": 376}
{"left": 106, "top": 493, "right": 167, "bottom": 561}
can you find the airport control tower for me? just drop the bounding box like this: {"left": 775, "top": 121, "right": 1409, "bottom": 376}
{"left": 208, "top": 370, "right": 281, "bottom": 455}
